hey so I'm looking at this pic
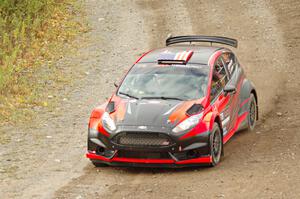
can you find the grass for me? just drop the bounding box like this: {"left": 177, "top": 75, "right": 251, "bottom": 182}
{"left": 0, "top": 0, "right": 88, "bottom": 124}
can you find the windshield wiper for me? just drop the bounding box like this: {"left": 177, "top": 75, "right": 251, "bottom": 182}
{"left": 141, "top": 96, "right": 184, "bottom": 101}
{"left": 118, "top": 92, "right": 139, "bottom": 100}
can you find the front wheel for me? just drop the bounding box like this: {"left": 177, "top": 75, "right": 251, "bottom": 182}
{"left": 247, "top": 93, "right": 257, "bottom": 131}
{"left": 209, "top": 123, "right": 223, "bottom": 166}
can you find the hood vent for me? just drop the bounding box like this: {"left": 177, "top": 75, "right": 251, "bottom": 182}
{"left": 186, "top": 103, "right": 203, "bottom": 116}
{"left": 106, "top": 101, "right": 115, "bottom": 113}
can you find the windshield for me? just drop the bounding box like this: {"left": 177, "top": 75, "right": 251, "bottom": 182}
{"left": 118, "top": 63, "right": 209, "bottom": 100}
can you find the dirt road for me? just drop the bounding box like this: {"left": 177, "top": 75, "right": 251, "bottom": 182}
{"left": 1, "top": 0, "right": 299, "bottom": 198}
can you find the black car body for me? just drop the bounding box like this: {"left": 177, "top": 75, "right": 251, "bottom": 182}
{"left": 86, "top": 36, "right": 258, "bottom": 167}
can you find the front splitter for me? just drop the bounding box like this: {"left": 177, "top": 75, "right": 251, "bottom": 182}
{"left": 86, "top": 152, "right": 212, "bottom": 168}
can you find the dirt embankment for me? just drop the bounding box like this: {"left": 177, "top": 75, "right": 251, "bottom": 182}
{"left": 0, "top": 0, "right": 299, "bottom": 199}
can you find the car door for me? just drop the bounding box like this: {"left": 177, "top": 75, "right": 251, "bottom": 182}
{"left": 222, "top": 52, "right": 242, "bottom": 132}
{"left": 210, "top": 56, "right": 232, "bottom": 136}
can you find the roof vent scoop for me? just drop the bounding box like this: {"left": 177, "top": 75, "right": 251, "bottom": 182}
{"left": 157, "top": 50, "right": 194, "bottom": 65}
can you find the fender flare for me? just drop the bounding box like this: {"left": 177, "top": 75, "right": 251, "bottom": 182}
{"left": 239, "top": 79, "right": 257, "bottom": 117}
{"left": 208, "top": 111, "right": 223, "bottom": 133}
{"left": 89, "top": 102, "right": 107, "bottom": 129}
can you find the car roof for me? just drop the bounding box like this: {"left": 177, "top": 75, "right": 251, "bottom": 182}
{"left": 138, "top": 45, "right": 230, "bottom": 65}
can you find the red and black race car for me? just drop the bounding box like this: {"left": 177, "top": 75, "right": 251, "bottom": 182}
{"left": 86, "top": 36, "right": 258, "bottom": 167}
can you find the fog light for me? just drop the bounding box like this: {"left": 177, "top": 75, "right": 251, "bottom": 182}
{"left": 96, "top": 146, "right": 105, "bottom": 155}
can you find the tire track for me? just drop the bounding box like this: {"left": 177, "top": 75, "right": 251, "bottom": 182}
{"left": 1, "top": 0, "right": 299, "bottom": 198}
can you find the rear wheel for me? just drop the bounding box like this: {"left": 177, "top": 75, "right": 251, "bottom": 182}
{"left": 247, "top": 94, "right": 257, "bottom": 131}
{"left": 209, "top": 123, "right": 223, "bottom": 166}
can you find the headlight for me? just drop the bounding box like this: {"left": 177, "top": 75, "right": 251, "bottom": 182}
{"left": 101, "top": 112, "right": 116, "bottom": 131}
{"left": 172, "top": 112, "right": 203, "bottom": 133}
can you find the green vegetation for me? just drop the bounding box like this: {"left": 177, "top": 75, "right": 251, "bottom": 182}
{"left": 0, "top": 0, "right": 87, "bottom": 123}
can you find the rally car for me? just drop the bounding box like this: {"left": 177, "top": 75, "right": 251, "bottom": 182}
{"left": 86, "top": 35, "right": 258, "bottom": 167}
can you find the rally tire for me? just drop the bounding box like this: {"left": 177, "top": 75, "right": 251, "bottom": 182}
{"left": 247, "top": 93, "right": 257, "bottom": 131}
{"left": 209, "top": 122, "right": 223, "bottom": 167}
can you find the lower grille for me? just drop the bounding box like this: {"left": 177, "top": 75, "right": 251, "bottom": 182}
{"left": 117, "top": 150, "right": 170, "bottom": 159}
{"left": 112, "top": 132, "right": 172, "bottom": 147}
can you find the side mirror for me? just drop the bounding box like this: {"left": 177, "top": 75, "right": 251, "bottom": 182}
{"left": 114, "top": 82, "right": 119, "bottom": 88}
{"left": 223, "top": 84, "right": 236, "bottom": 95}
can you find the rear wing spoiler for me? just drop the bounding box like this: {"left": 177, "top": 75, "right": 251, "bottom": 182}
{"left": 166, "top": 35, "right": 238, "bottom": 48}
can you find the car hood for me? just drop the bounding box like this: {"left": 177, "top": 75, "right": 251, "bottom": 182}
{"left": 109, "top": 95, "right": 204, "bottom": 128}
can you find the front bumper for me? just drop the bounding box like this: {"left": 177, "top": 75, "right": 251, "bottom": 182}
{"left": 87, "top": 126, "right": 212, "bottom": 167}
{"left": 86, "top": 152, "right": 212, "bottom": 168}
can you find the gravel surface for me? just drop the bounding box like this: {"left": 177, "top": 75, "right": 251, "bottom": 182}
{"left": 0, "top": 0, "right": 299, "bottom": 198}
